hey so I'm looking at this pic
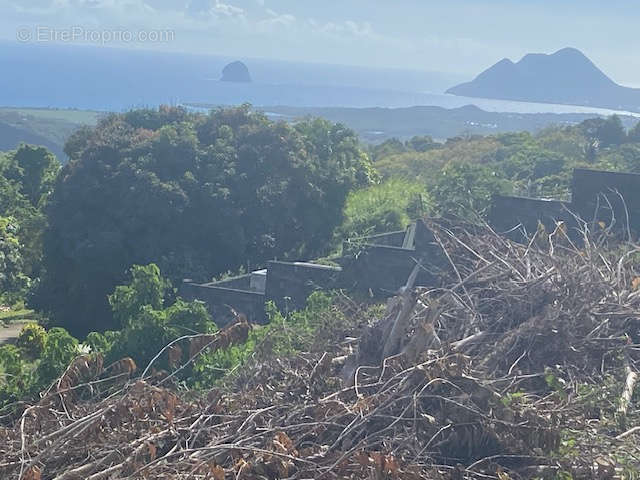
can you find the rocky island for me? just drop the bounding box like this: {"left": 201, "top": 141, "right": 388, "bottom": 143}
{"left": 447, "top": 47, "right": 640, "bottom": 112}
{"left": 221, "top": 61, "right": 252, "bottom": 83}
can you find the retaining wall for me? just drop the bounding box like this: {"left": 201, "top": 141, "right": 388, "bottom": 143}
{"left": 180, "top": 281, "right": 267, "bottom": 326}
{"left": 572, "top": 168, "right": 640, "bottom": 234}
{"left": 265, "top": 261, "right": 343, "bottom": 313}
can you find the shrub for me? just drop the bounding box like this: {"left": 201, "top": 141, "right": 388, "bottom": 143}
{"left": 34, "top": 327, "right": 79, "bottom": 384}
{"left": 191, "top": 292, "right": 341, "bottom": 387}
{"left": 0, "top": 344, "right": 27, "bottom": 404}
{"left": 93, "top": 264, "right": 216, "bottom": 373}
{"left": 16, "top": 322, "right": 47, "bottom": 358}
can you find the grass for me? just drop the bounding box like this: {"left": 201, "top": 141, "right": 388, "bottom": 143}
{"left": 339, "top": 178, "right": 430, "bottom": 239}
{"left": 0, "top": 107, "right": 101, "bottom": 125}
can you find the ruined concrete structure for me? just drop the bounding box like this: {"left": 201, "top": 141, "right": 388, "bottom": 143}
{"left": 183, "top": 168, "right": 640, "bottom": 326}
{"left": 181, "top": 219, "right": 448, "bottom": 326}
{"left": 490, "top": 168, "right": 640, "bottom": 241}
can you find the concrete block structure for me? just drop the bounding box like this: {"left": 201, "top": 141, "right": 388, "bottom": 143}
{"left": 490, "top": 168, "right": 640, "bottom": 241}
{"left": 572, "top": 168, "right": 640, "bottom": 235}
{"left": 181, "top": 219, "right": 445, "bottom": 327}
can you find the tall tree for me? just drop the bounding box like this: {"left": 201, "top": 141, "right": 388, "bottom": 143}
{"left": 33, "top": 106, "right": 373, "bottom": 334}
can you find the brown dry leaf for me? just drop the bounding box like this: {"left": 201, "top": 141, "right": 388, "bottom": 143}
{"left": 353, "top": 451, "right": 371, "bottom": 467}
{"left": 273, "top": 431, "right": 297, "bottom": 456}
{"left": 189, "top": 335, "right": 217, "bottom": 359}
{"left": 147, "top": 442, "right": 157, "bottom": 462}
{"left": 497, "top": 469, "right": 512, "bottom": 480}
{"left": 209, "top": 463, "right": 225, "bottom": 480}
{"left": 163, "top": 392, "right": 177, "bottom": 423}
{"left": 632, "top": 277, "right": 640, "bottom": 291}
{"left": 268, "top": 457, "right": 292, "bottom": 478}
{"left": 21, "top": 466, "right": 41, "bottom": 480}
{"left": 371, "top": 452, "right": 400, "bottom": 477}
{"left": 353, "top": 396, "right": 374, "bottom": 414}
{"left": 189, "top": 321, "right": 250, "bottom": 359}
{"left": 111, "top": 357, "right": 137, "bottom": 376}
{"left": 234, "top": 458, "right": 249, "bottom": 476}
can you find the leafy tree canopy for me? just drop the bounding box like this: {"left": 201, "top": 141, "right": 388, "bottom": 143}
{"left": 34, "top": 106, "right": 373, "bottom": 335}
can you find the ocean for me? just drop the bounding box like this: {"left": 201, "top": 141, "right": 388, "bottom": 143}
{"left": 1, "top": 41, "right": 636, "bottom": 117}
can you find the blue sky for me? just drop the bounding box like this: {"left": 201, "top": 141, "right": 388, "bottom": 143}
{"left": 2, "top": 0, "right": 640, "bottom": 85}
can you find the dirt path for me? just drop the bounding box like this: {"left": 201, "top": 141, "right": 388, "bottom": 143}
{"left": 0, "top": 321, "right": 26, "bottom": 345}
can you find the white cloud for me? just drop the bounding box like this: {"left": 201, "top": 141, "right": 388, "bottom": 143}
{"left": 316, "top": 20, "right": 374, "bottom": 38}
{"left": 255, "top": 9, "right": 295, "bottom": 32}
{"left": 0, "top": 0, "right": 507, "bottom": 74}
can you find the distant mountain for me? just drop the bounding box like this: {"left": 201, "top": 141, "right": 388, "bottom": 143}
{"left": 221, "top": 61, "right": 252, "bottom": 82}
{"left": 447, "top": 48, "right": 640, "bottom": 113}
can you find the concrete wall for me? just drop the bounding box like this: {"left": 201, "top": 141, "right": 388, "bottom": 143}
{"left": 208, "top": 274, "right": 252, "bottom": 291}
{"left": 414, "top": 219, "right": 438, "bottom": 252}
{"left": 180, "top": 281, "right": 266, "bottom": 326}
{"left": 340, "top": 244, "right": 444, "bottom": 296}
{"left": 265, "top": 261, "right": 343, "bottom": 313}
{"left": 572, "top": 168, "right": 640, "bottom": 234}
{"left": 489, "top": 195, "right": 576, "bottom": 241}
{"left": 343, "top": 230, "right": 407, "bottom": 251}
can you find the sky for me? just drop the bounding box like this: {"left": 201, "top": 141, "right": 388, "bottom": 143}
{"left": 2, "top": 0, "right": 640, "bottom": 86}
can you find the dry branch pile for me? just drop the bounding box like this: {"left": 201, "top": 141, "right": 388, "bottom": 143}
{"left": 2, "top": 220, "right": 640, "bottom": 479}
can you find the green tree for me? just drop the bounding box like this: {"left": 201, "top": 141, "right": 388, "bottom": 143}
{"left": 407, "top": 135, "right": 440, "bottom": 152}
{"left": 0, "top": 217, "right": 30, "bottom": 303}
{"left": 0, "top": 145, "right": 60, "bottom": 279}
{"left": 579, "top": 116, "right": 626, "bottom": 149}
{"left": 34, "top": 327, "right": 79, "bottom": 384}
{"left": 3, "top": 145, "right": 60, "bottom": 207}
{"left": 369, "top": 138, "right": 407, "bottom": 161}
{"left": 34, "top": 106, "right": 373, "bottom": 334}
{"left": 430, "top": 162, "right": 511, "bottom": 218}
{"left": 109, "top": 264, "right": 167, "bottom": 328}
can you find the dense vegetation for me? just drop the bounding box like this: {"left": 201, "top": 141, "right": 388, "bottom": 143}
{"left": 0, "top": 144, "right": 60, "bottom": 304}
{"left": 33, "top": 106, "right": 374, "bottom": 334}
{"left": 367, "top": 115, "right": 640, "bottom": 219}
{"left": 1, "top": 107, "right": 640, "bottom": 476}
{"left": 0, "top": 110, "right": 635, "bottom": 327}
{"left": 0, "top": 110, "right": 638, "bottom": 336}
{"left": 0, "top": 109, "right": 639, "bottom": 393}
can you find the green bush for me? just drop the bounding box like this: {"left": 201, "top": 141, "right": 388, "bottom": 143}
{"left": 2, "top": 263, "right": 217, "bottom": 407}
{"left": 92, "top": 264, "right": 216, "bottom": 373}
{"left": 192, "top": 292, "right": 340, "bottom": 387}
{"left": 34, "top": 327, "right": 79, "bottom": 384}
{"left": 0, "top": 344, "right": 27, "bottom": 404}
{"left": 0, "top": 324, "right": 83, "bottom": 407}
{"left": 16, "top": 322, "right": 47, "bottom": 358}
